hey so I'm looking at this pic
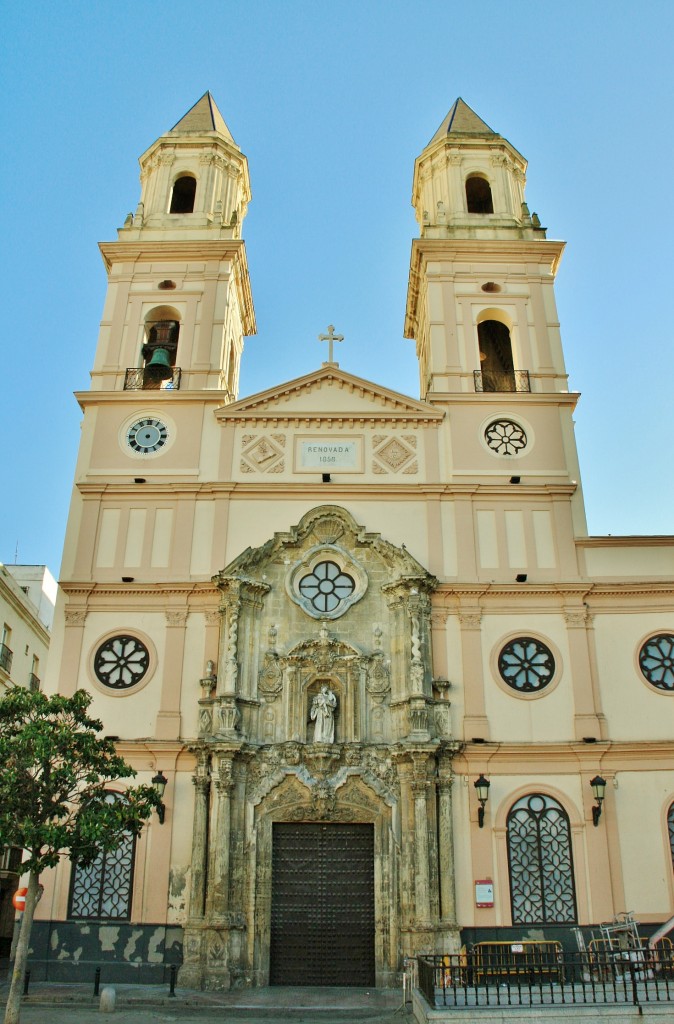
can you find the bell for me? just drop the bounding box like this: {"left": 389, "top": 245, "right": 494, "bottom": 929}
{"left": 144, "top": 347, "right": 173, "bottom": 382}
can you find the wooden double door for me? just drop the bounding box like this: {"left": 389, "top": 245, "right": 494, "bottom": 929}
{"left": 270, "top": 822, "right": 375, "bottom": 986}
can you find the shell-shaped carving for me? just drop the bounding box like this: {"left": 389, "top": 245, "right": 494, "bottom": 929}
{"left": 311, "top": 517, "right": 345, "bottom": 544}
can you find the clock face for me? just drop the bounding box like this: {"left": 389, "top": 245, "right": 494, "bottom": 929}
{"left": 126, "top": 417, "right": 168, "bottom": 454}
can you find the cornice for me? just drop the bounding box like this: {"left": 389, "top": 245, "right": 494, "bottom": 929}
{"left": 75, "top": 390, "right": 233, "bottom": 410}
{"left": 409, "top": 236, "right": 566, "bottom": 266}
{"left": 59, "top": 581, "right": 219, "bottom": 599}
{"left": 425, "top": 391, "right": 580, "bottom": 409}
{"left": 74, "top": 481, "right": 579, "bottom": 500}
{"left": 98, "top": 238, "right": 248, "bottom": 270}
{"left": 578, "top": 535, "right": 674, "bottom": 548}
{"left": 455, "top": 740, "right": 674, "bottom": 773}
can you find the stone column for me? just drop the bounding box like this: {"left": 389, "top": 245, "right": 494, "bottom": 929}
{"left": 207, "top": 754, "right": 235, "bottom": 916}
{"left": 437, "top": 775, "right": 457, "bottom": 924}
{"left": 411, "top": 761, "right": 431, "bottom": 926}
{"left": 188, "top": 755, "right": 211, "bottom": 919}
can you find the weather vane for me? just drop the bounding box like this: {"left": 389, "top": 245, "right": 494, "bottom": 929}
{"left": 318, "top": 324, "right": 344, "bottom": 365}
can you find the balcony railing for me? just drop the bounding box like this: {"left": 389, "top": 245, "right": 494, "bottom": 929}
{"left": 418, "top": 949, "right": 674, "bottom": 1009}
{"left": 0, "top": 846, "right": 23, "bottom": 874}
{"left": 124, "top": 368, "right": 182, "bottom": 391}
{"left": 28, "top": 673, "right": 40, "bottom": 692}
{"left": 474, "top": 369, "right": 530, "bottom": 392}
{"left": 0, "top": 643, "right": 13, "bottom": 674}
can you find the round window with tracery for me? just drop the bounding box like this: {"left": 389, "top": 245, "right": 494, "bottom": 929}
{"left": 94, "top": 635, "right": 150, "bottom": 690}
{"left": 639, "top": 634, "right": 674, "bottom": 691}
{"left": 298, "top": 560, "right": 355, "bottom": 614}
{"left": 498, "top": 637, "right": 555, "bottom": 693}
{"left": 485, "top": 419, "right": 527, "bottom": 455}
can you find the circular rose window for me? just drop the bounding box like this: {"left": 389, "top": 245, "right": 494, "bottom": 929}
{"left": 94, "top": 635, "right": 150, "bottom": 690}
{"left": 498, "top": 637, "right": 555, "bottom": 693}
{"left": 485, "top": 419, "right": 527, "bottom": 455}
{"left": 298, "top": 560, "right": 355, "bottom": 614}
{"left": 639, "top": 634, "right": 674, "bottom": 691}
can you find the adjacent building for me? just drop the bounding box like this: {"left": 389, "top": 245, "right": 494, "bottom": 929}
{"left": 37, "top": 94, "right": 674, "bottom": 986}
{"left": 0, "top": 562, "right": 56, "bottom": 954}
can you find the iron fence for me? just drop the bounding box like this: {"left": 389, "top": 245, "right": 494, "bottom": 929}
{"left": 418, "top": 949, "right": 674, "bottom": 1009}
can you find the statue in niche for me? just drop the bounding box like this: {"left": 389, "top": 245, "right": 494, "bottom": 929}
{"left": 310, "top": 684, "right": 337, "bottom": 743}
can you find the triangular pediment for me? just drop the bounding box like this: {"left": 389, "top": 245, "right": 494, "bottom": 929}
{"left": 215, "top": 365, "right": 444, "bottom": 426}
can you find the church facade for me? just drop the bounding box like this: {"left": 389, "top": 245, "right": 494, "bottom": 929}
{"left": 37, "top": 94, "right": 674, "bottom": 987}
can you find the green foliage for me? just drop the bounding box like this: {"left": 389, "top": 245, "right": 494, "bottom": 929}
{"left": 0, "top": 688, "right": 159, "bottom": 873}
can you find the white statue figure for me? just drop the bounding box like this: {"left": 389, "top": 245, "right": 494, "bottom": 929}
{"left": 310, "top": 684, "right": 337, "bottom": 743}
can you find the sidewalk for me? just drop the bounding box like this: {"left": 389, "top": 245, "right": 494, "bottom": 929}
{"left": 0, "top": 980, "right": 410, "bottom": 1023}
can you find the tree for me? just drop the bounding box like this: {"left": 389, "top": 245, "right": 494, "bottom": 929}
{"left": 0, "top": 688, "right": 160, "bottom": 1024}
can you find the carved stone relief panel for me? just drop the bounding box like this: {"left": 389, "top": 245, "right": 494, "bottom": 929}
{"left": 240, "top": 433, "right": 286, "bottom": 474}
{"left": 372, "top": 434, "right": 418, "bottom": 474}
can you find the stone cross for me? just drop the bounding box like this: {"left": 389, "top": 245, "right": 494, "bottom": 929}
{"left": 318, "top": 324, "right": 344, "bottom": 364}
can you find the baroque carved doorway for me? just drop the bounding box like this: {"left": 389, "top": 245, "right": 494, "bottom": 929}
{"left": 270, "top": 822, "right": 375, "bottom": 985}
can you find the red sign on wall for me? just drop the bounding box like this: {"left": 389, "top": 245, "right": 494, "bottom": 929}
{"left": 475, "top": 878, "right": 494, "bottom": 907}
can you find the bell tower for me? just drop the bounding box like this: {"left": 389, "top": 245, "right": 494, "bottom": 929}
{"left": 91, "top": 92, "right": 255, "bottom": 397}
{"left": 405, "top": 98, "right": 587, "bottom": 540}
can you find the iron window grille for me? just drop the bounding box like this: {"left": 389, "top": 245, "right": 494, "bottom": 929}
{"left": 507, "top": 794, "right": 577, "bottom": 924}
{"left": 94, "top": 635, "right": 150, "bottom": 690}
{"left": 69, "top": 794, "right": 135, "bottom": 920}
{"left": 498, "top": 637, "right": 555, "bottom": 693}
{"left": 639, "top": 634, "right": 674, "bottom": 691}
{"left": 298, "top": 560, "right": 355, "bottom": 614}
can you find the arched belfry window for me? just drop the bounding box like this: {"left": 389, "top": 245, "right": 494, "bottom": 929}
{"left": 668, "top": 801, "right": 674, "bottom": 871}
{"left": 466, "top": 175, "right": 494, "bottom": 214}
{"left": 68, "top": 794, "right": 136, "bottom": 920}
{"left": 477, "top": 319, "right": 515, "bottom": 391}
{"left": 507, "top": 793, "right": 577, "bottom": 924}
{"left": 169, "top": 175, "right": 196, "bottom": 214}
{"left": 141, "top": 307, "right": 180, "bottom": 390}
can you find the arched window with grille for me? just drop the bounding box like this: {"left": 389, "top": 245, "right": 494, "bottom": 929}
{"left": 506, "top": 793, "right": 577, "bottom": 924}
{"left": 68, "top": 794, "right": 136, "bottom": 920}
{"left": 668, "top": 801, "right": 674, "bottom": 871}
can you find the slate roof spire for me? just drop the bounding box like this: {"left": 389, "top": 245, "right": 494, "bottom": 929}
{"left": 170, "top": 91, "right": 236, "bottom": 144}
{"left": 428, "top": 98, "right": 496, "bottom": 145}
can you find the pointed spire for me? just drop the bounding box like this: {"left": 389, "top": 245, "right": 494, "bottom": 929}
{"left": 170, "top": 92, "right": 236, "bottom": 144}
{"left": 428, "top": 98, "right": 496, "bottom": 145}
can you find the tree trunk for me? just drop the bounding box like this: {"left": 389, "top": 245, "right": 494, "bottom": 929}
{"left": 4, "top": 870, "right": 40, "bottom": 1024}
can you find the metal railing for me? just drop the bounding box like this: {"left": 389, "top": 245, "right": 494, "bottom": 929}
{"left": 418, "top": 950, "right": 674, "bottom": 1008}
{"left": 474, "top": 369, "right": 531, "bottom": 392}
{"left": 28, "top": 673, "right": 40, "bottom": 691}
{"left": 0, "top": 643, "right": 13, "bottom": 673}
{"left": 124, "top": 367, "right": 182, "bottom": 391}
{"left": 0, "top": 846, "right": 22, "bottom": 873}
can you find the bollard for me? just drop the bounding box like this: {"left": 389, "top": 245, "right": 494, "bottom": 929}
{"left": 99, "top": 986, "right": 116, "bottom": 1014}
{"left": 169, "top": 963, "right": 177, "bottom": 997}
{"left": 22, "top": 970, "right": 30, "bottom": 996}
{"left": 93, "top": 966, "right": 101, "bottom": 996}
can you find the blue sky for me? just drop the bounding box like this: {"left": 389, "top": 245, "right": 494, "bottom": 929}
{"left": 2, "top": 1, "right": 673, "bottom": 575}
